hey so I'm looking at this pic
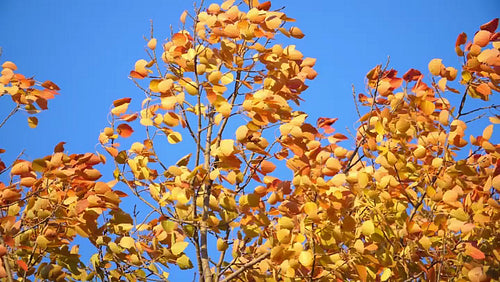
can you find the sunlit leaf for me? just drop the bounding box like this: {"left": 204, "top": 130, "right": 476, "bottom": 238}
{"left": 167, "top": 132, "right": 182, "bottom": 144}
{"left": 117, "top": 124, "right": 134, "bottom": 138}
{"left": 27, "top": 116, "right": 38, "bottom": 128}
{"left": 428, "top": 58, "right": 443, "bottom": 76}
{"left": 172, "top": 241, "right": 189, "bottom": 256}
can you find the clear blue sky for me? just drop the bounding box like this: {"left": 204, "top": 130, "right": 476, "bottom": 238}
{"left": 1, "top": 0, "right": 498, "bottom": 279}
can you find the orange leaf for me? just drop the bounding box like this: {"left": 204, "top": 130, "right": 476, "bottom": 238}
{"left": 2, "top": 61, "right": 17, "bottom": 70}
{"left": 11, "top": 161, "right": 31, "bottom": 175}
{"left": 355, "top": 265, "right": 367, "bottom": 282}
{"left": 260, "top": 160, "right": 276, "bottom": 174}
{"left": 113, "top": 97, "right": 132, "bottom": 107}
{"left": 257, "top": 1, "right": 271, "bottom": 10}
{"left": 473, "top": 30, "right": 491, "bottom": 47}
{"left": 117, "top": 124, "right": 134, "bottom": 138}
{"left": 476, "top": 83, "right": 491, "bottom": 96}
{"left": 172, "top": 33, "right": 188, "bottom": 46}
{"left": 465, "top": 243, "right": 485, "bottom": 260}
{"left": 289, "top": 27, "right": 304, "bottom": 39}
{"left": 105, "top": 147, "right": 118, "bottom": 157}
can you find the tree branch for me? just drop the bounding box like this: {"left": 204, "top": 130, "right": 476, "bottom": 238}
{"left": 219, "top": 252, "right": 270, "bottom": 282}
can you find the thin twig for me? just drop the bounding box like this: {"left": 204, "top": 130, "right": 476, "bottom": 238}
{"left": 0, "top": 104, "right": 20, "bottom": 129}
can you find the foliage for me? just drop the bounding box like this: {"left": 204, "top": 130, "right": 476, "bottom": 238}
{"left": 1, "top": 1, "right": 499, "bottom": 281}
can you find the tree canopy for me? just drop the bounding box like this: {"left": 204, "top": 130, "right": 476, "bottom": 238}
{"left": 0, "top": 1, "right": 499, "bottom": 281}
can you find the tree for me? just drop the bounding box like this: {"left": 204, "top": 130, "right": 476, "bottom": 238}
{"left": 0, "top": 0, "right": 499, "bottom": 281}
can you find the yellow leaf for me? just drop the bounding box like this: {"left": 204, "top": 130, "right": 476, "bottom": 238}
{"left": 439, "top": 110, "right": 449, "bottom": 125}
{"left": 489, "top": 116, "right": 500, "bottom": 124}
{"left": 158, "top": 79, "right": 173, "bottom": 93}
{"left": 108, "top": 242, "right": 122, "bottom": 254}
{"left": 361, "top": 220, "right": 375, "bottom": 236}
{"left": 221, "top": 0, "right": 235, "bottom": 10}
{"left": 176, "top": 254, "right": 193, "bottom": 269}
{"left": 468, "top": 267, "right": 485, "bottom": 282}
{"left": 278, "top": 217, "right": 294, "bottom": 229}
{"left": 421, "top": 100, "right": 435, "bottom": 115}
{"left": 119, "top": 236, "right": 136, "bottom": 249}
{"left": 326, "top": 158, "right": 341, "bottom": 172}
{"left": 303, "top": 202, "right": 318, "bottom": 217}
{"left": 438, "top": 77, "right": 447, "bottom": 91}
{"left": 492, "top": 175, "right": 500, "bottom": 190}
{"left": 380, "top": 268, "right": 392, "bottom": 281}
{"left": 147, "top": 38, "right": 157, "bottom": 50}
{"left": 298, "top": 250, "right": 313, "bottom": 267}
{"left": 221, "top": 72, "right": 234, "bottom": 85}
{"left": 161, "top": 220, "right": 176, "bottom": 233}
{"left": 217, "top": 102, "right": 232, "bottom": 117}
{"left": 208, "top": 71, "right": 222, "bottom": 84}
{"left": 358, "top": 172, "right": 369, "bottom": 188}
{"left": 217, "top": 238, "right": 228, "bottom": 251}
{"left": 36, "top": 235, "right": 49, "bottom": 249}
{"left": 277, "top": 229, "right": 291, "bottom": 243}
{"left": 428, "top": 58, "right": 443, "bottom": 76}
{"left": 167, "top": 132, "right": 182, "bottom": 144}
{"left": 219, "top": 139, "right": 235, "bottom": 156}
{"left": 442, "top": 190, "right": 458, "bottom": 205}
{"left": 235, "top": 125, "right": 248, "bottom": 142}
{"left": 482, "top": 124, "right": 493, "bottom": 140}
{"left": 172, "top": 241, "right": 189, "bottom": 256}
{"left": 419, "top": 236, "right": 431, "bottom": 250}
{"left": 180, "top": 10, "right": 188, "bottom": 24}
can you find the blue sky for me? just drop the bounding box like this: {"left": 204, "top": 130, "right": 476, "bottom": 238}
{"left": 1, "top": 0, "right": 498, "bottom": 279}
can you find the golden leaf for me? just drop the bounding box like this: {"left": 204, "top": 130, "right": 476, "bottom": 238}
{"left": 428, "top": 58, "right": 443, "bottom": 76}
{"left": 298, "top": 250, "right": 313, "bottom": 267}
{"left": 172, "top": 241, "right": 189, "bottom": 256}
{"left": 167, "top": 132, "right": 182, "bottom": 144}
{"left": 361, "top": 220, "right": 375, "bottom": 236}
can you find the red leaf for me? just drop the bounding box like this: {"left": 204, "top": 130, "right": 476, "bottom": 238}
{"left": 17, "top": 260, "right": 28, "bottom": 271}
{"left": 317, "top": 117, "right": 338, "bottom": 134}
{"left": 456, "top": 32, "right": 467, "bottom": 47}
{"left": 117, "top": 124, "right": 134, "bottom": 138}
{"left": 332, "top": 133, "right": 348, "bottom": 140}
{"left": 113, "top": 97, "right": 132, "bottom": 107}
{"left": 403, "top": 69, "right": 422, "bottom": 82}
{"left": 41, "top": 80, "right": 60, "bottom": 90}
{"left": 480, "top": 18, "right": 499, "bottom": 33}
{"left": 257, "top": 1, "right": 271, "bottom": 10}
{"left": 54, "top": 141, "right": 66, "bottom": 153}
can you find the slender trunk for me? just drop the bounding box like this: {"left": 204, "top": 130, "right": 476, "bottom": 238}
{"left": 200, "top": 115, "right": 214, "bottom": 282}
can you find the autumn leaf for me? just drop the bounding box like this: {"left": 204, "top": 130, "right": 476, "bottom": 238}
{"left": 117, "top": 124, "right": 134, "bottom": 138}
